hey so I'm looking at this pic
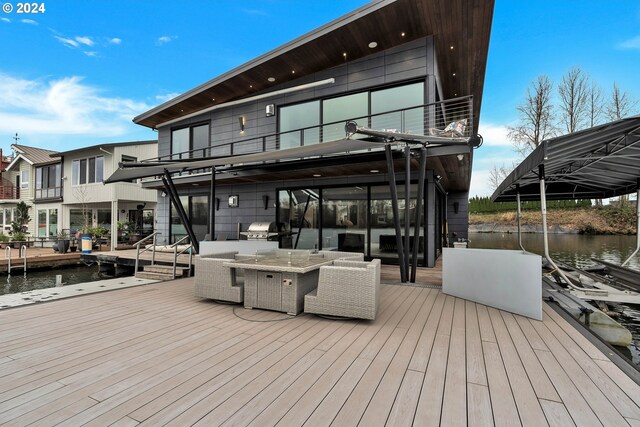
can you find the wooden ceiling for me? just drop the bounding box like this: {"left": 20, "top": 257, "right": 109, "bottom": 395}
{"left": 135, "top": 0, "right": 494, "bottom": 132}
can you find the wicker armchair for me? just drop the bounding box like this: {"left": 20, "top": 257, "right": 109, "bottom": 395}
{"left": 194, "top": 252, "right": 244, "bottom": 303}
{"left": 304, "top": 259, "right": 381, "bottom": 320}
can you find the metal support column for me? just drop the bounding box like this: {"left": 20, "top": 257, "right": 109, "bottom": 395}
{"left": 385, "top": 145, "right": 407, "bottom": 282}
{"left": 404, "top": 145, "right": 411, "bottom": 281}
{"left": 622, "top": 177, "right": 640, "bottom": 266}
{"left": 209, "top": 167, "right": 216, "bottom": 239}
{"left": 410, "top": 147, "right": 427, "bottom": 283}
{"left": 294, "top": 195, "right": 311, "bottom": 249}
{"left": 539, "top": 165, "right": 571, "bottom": 285}
{"left": 162, "top": 170, "right": 199, "bottom": 254}
{"left": 516, "top": 184, "right": 526, "bottom": 253}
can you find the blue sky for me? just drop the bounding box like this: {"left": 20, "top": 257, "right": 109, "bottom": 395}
{"left": 1, "top": 1, "right": 639, "bottom": 196}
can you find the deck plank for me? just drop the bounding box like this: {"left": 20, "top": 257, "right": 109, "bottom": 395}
{"left": 0, "top": 277, "right": 638, "bottom": 426}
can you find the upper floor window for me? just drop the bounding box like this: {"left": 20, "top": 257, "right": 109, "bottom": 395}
{"left": 36, "top": 163, "right": 62, "bottom": 199}
{"left": 171, "top": 123, "right": 209, "bottom": 159}
{"left": 20, "top": 170, "right": 29, "bottom": 189}
{"left": 72, "top": 156, "right": 103, "bottom": 185}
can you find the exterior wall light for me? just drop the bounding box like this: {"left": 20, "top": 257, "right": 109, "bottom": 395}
{"left": 266, "top": 104, "right": 275, "bottom": 117}
{"left": 238, "top": 116, "right": 245, "bottom": 133}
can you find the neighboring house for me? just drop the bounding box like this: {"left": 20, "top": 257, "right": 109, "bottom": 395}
{"left": 113, "top": 0, "right": 494, "bottom": 267}
{"left": 1, "top": 144, "right": 61, "bottom": 237}
{"left": 53, "top": 140, "right": 158, "bottom": 249}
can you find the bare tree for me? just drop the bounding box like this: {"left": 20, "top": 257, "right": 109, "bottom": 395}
{"left": 487, "top": 163, "right": 511, "bottom": 191}
{"left": 587, "top": 82, "right": 604, "bottom": 128}
{"left": 557, "top": 66, "right": 590, "bottom": 133}
{"left": 606, "top": 82, "right": 638, "bottom": 121}
{"left": 508, "top": 75, "right": 556, "bottom": 156}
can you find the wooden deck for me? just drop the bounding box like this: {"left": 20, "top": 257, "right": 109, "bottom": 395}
{"left": 1, "top": 279, "right": 639, "bottom": 426}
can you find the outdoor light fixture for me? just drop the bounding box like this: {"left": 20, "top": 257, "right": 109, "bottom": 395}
{"left": 262, "top": 195, "right": 269, "bottom": 210}
{"left": 265, "top": 104, "right": 275, "bottom": 117}
{"left": 238, "top": 116, "right": 245, "bottom": 133}
{"left": 313, "top": 174, "right": 321, "bottom": 177}
{"left": 228, "top": 195, "right": 239, "bottom": 208}
{"left": 267, "top": 77, "right": 275, "bottom": 82}
{"left": 457, "top": 154, "right": 464, "bottom": 161}
{"left": 401, "top": 32, "right": 405, "bottom": 37}
{"left": 160, "top": 191, "right": 167, "bottom": 197}
{"left": 368, "top": 41, "right": 377, "bottom": 48}
{"left": 215, "top": 198, "right": 220, "bottom": 211}
{"left": 370, "top": 169, "right": 379, "bottom": 173}
{"left": 453, "top": 202, "right": 460, "bottom": 214}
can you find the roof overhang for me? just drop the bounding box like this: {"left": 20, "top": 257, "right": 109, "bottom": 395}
{"left": 133, "top": 0, "right": 494, "bottom": 133}
{"left": 491, "top": 116, "right": 640, "bottom": 202}
{"left": 6, "top": 154, "right": 32, "bottom": 171}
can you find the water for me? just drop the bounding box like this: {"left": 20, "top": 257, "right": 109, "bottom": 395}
{"left": 469, "top": 232, "right": 640, "bottom": 367}
{"left": 1, "top": 264, "right": 116, "bottom": 296}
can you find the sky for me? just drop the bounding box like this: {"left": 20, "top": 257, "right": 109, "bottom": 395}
{"left": 1, "top": 1, "right": 639, "bottom": 197}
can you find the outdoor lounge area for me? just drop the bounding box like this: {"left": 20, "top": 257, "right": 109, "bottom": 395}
{"left": 194, "top": 250, "right": 377, "bottom": 319}
{"left": 1, "top": 277, "right": 639, "bottom": 425}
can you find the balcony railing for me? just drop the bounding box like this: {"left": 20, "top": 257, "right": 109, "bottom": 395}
{"left": 35, "top": 186, "right": 63, "bottom": 200}
{"left": 141, "top": 95, "right": 473, "bottom": 179}
{"left": 0, "top": 184, "right": 17, "bottom": 200}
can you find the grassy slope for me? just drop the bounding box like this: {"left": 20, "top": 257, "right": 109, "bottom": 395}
{"left": 469, "top": 206, "right": 636, "bottom": 234}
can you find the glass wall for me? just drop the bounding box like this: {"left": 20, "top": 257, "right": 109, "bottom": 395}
{"left": 171, "top": 128, "right": 189, "bottom": 159}
{"left": 279, "top": 101, "right": 320, "bottom": 149}
{"left": 321, "top": 187, "right": 368, "bottom": 253}
{"left": 371, "top": 82, "right": 424, "bottom": 134}
{"left": 69, "top": 209, "right": 91, "bottom": 234}
{"left": 37, "top": 210, "right": 47, "bottom": 237}
{"left": 322, "top": 92, "right": 368, "bottom": 142}
{"left": 277, "top": 188, "right": 320, "bottom": 250}
{"left": 97, "top": 209, "right": 111, "bottom": 230}
{"left": 191, "top": 124, "right": 210, "bottom": 158}
{"left": 49, "top": 209, "right": 58, "bottom": 237}
{"left": 169, "top": 196, "right": 206, "bottom": 242}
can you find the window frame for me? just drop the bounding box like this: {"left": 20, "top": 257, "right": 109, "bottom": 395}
{"left": 72, "top": 156, "right": 104, "bottom": 186}
{"left": 170, "top": 121, "right": 211, "bottom": 160}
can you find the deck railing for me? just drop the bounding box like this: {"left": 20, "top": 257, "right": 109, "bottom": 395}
{"left": 140, "top": 95, "right": 473, "bottom": 176}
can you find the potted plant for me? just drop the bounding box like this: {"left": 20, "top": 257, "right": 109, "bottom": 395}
{"left": 57, "top": 230, "right": 70, "bottom": 253}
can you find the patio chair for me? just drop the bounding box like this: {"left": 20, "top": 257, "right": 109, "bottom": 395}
{"left": 194, "top": 252, "right": 244, "bottom": 303}
{"left": 318, "top": 250, "right": 364, "bottom": 261}
{"left": 304, "top": 258, "right": 381, "bottom": 320}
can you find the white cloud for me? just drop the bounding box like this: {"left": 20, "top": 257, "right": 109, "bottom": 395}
{"left": 0, "top": 72, "right": 150, "bottom": 137}
{"left": 75, "top": 36, "right": 94, "bottom": 46}
{"left": 155, "top": 92, "right": 180, "bottom": 103}
{"left": 156, "top": 35, "right": 176, "bottom": 45}
{"left": 109, "top": 37, "right": 122, "bottom": 45}
{"left": 21, "top": 19, "right": 38, "bottom": 25}
{"left": 55, "top": 35, "right": 79, "bottom": 48}
{"left": 1, "top": 17, "right": 10, "bottom": 23}
{"left": 469, "top": 169, "right": 495, "bottom": 198}
{"left": 617, "top": 35, "right": 640, "bottom": 50}
{"left": 477, "top": 122, "right": 513, "bottom": 147}
{"left": 83, "top": 51, "right": 98, "bottom": 57}
{"left": 241, "top": 8, "right": 268, "bottom": 16}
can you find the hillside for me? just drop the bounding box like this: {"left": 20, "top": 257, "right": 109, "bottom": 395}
{"left": 469, "top": 206, "right": 636, "bottom": 234}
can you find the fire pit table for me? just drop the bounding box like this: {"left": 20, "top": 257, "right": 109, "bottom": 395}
{"left": 224, "top": 256, "right": 333, "bottom": 315}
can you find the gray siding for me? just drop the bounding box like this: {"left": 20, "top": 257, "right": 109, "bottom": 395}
{"left": 447, "top": 191, "right": 469, "bottom": 241}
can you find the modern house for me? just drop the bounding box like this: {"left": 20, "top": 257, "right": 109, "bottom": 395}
{"left": 53, "top": 140, "right": 158, "bottom": 249}
{"left": 108, "top": 0, "right": 493, "bottom": 272}
{"left": 0, "top": 144, "right": 60, "bottom": 236}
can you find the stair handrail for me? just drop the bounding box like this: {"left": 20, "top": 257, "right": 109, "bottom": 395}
{"left": 134, "top": 231, "right": 160, "bottom": 274}
{"left": 171, "top": 235, "right": 194, "bottom": 279}
{"left": 5, "top": 246, "right": 11, "bottom": 274}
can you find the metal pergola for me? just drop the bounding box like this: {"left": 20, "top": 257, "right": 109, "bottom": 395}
{"left": 491, "top": 116, "right": 640, "bottom": 282}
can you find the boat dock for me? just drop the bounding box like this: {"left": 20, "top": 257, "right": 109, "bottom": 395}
{"left": 0, "top": 248, "right": 83, "bottom": 274}
{"left": 1, "top": 275, "right": 639, "bottom": 425}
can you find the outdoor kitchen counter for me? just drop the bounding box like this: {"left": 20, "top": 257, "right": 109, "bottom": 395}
{"left": 224, "top": 258, "right": 333, "bottom": 315}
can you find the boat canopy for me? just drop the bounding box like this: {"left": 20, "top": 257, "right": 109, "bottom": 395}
{"left": 491, "top": 116, "right": 640, "bottom": 202}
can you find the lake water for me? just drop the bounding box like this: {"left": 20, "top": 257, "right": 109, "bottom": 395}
{"left": 469, "top": 232, "right": 640, "bottom": 367}
{"left": 1, "top": 264, "right": 117, "bottom": 296}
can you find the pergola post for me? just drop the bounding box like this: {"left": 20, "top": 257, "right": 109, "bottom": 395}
{"left": 516, "top": 183, "right": 526, "bottom": 253}
{"left": 410, "top": 147, "right": 427, "bottom": 283}
{"left": 209, "top": 167, "right": 216, "bottom": 239}
{"left": 404, "top": 145, "right": 411, "bottom": 281}
{"left": 622, "top": 177, "right": 640, "bottom": 266}
{"left": 385, "top": 144, "right": 407, "bottom": 283}
{"left": 163, "top": 169, "right": 199, "bottom": 254}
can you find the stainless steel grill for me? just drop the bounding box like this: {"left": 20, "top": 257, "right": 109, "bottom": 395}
{"left": 241, "top": 221, "right": 280, "bottom": 240}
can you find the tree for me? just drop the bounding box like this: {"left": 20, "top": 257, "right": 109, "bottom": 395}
{"left": 557, "top": 66, "right": 590, "bottom": 133}
{"left": 508, "top": 75, "right": 556, "bottom": 156}
{"left": 606, "top": 82, "right": 638, "bottom": 121}
{"left": 487, "top": 163, "right": 511, "bottom": 191}
{"left": 587, "top": 82, "right": 604, "bottom": 128}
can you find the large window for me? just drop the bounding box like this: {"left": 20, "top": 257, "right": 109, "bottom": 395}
{"left": 171, "top": 123, "right": 210, "bottom": 159}
{"left": 278, "top": 82, "right": 425, "bottom": 149}
{"left": 36, "top": 163, "right": 62, "bottom": 199}
{"left": 277, "top": 188, "right": 320, "bottom": 250}
{"left": 279, "top": 101, "right": 320, "bottom": 149}
{"left": 37, "top": 208, "right": 59, "bottom": 237}
{"left": 72, "top": 156, "right": 103, "bottom": 185}
{"left": 70, "top": 209, "right": 91, "bottom": 234}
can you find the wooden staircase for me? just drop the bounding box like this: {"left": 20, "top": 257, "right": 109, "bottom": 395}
{"left": 136, "top": 265, "right": 191, "bottom": 281}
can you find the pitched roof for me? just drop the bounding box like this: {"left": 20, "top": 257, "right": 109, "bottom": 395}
{"left": 51, "top": 140, "right": 157, "bottom": 157}
{"left": 6, "top": 144, "right": 60, "bottom": 171}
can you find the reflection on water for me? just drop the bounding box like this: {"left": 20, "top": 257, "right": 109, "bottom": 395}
{"left": 469, "top": 232, "right": 640, "bottom": 367}
{"left": 1, "top": 264, "right": 110, "bottom": 296}
{"left": 469, "top": 233, "right": 640, "bottom": 271}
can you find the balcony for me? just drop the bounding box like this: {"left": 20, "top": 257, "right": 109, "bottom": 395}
{"left": 0, "top": 182, "right": 17, "bottom": 200}
{"left": 35, "top": 186, "right": 63, "bottom": 201}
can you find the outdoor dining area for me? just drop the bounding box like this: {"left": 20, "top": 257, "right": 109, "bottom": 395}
{"left": 194, "top": 249, "right": 382, "bottom": 319}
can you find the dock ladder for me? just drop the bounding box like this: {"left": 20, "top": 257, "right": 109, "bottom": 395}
{"left": 5, "top": 245, "right": 27, "bottom": 275}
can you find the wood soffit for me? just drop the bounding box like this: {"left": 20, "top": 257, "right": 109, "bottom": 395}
{"left": 135, "top": 0, "right": 494, "bottom": 132}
